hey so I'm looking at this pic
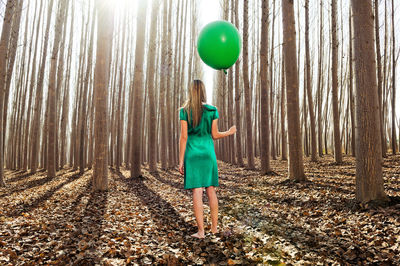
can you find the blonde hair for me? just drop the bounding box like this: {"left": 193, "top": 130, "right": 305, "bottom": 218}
{"left": 181, "top": 80, "right": 207, "bottom": 128}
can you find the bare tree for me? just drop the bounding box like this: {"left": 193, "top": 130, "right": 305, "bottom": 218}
{"left": 351, "top": 0, "right": 387, "bottom": 202}
{"left": 93, "top": 0, "right": 115, "bottom": 190}
{"left": 242, "top": 0, "right": 255, "bottom": 169}
{"left": 0, "top": 0, "right": 16, "bottom": 186}
{"left": 331, "top": 0, "right": 342, "bottom": 163}
{"left": 305, "top": 0, "right": 317, "bottom": 162}
{"left": 282, "top": 0, "right": 305, "bottom": 181}
{"left": 47, "top": 0, "right": 68, "bottom": 178}
{"left": 130, "top": 0, "right": 148, "bottom": 178}
{"left": 260, "top": 0, "right": 271, "bottom": 174}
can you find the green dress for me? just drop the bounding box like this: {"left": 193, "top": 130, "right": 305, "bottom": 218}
{"left": 179, "top": 104, "right": 219, "bottom": 189}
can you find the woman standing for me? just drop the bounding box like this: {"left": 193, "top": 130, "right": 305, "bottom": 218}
{"left": 179, "top": 80, "right": 236, "bottom": 239}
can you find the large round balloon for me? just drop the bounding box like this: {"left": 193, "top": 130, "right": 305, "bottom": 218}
{"left": 197, "top": 20, "right": 241, "bottom": 71}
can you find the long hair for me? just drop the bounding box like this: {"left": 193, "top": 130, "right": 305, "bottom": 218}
{"left": 181, "top": 80, "right": 207, "bottom": 128}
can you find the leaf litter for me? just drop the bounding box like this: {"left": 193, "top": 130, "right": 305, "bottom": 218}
{"left": 0, "top": 154, "right": 399, "bottom": 265}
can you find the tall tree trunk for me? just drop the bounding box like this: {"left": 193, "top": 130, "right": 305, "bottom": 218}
{"left": 30, "top": 0, "right": 55, "bottom": 173}
{"left": 93, "top": 0, "right": 114, "bottom": 191}
{"left": 331, "top": 0, "right": 342, "bottom": 163}
{"left": 160, "top": 0, "right": 168, "bottom": 170}
{"left": 234, "top": 0, "right": 243, "bottom": 166}
{"left": 317, "top": 0, "right": 324, "bottom": 157}
{"left": 269, "top": 0, "right": 277, "bottom": 161}
{"left": 0, "top": 0, "right": 16, "bottom": 186}
{"left": 80, "top": 5, "right": 95, "bottom": 174}
{"left": 281, "top": 57, "right": 287, "bottom": 160}
{"left": 47, "top": 0, "right": 67, "bottom": 178}
{"left": 3, "top": 0, "right": 22, "bottom": 151}
{"left": 391, "top": 0, "right": 396, "bottom": 154}
{"left": 242, "top": 0, "right": 255, "bottom": 169}
{"left": 130, "top": 0, "right": 148, "bottom": 178}
{"left": 147, "top": 0, "right": 160, "bottom": 173}
{"left": 304, "top": 0, "right": 317, "bottom": 162}
{"left": 282, "top": 0, "right": 305, "bottom": 181}
{"left": 260, "top": 0, "right": 271, "bottom": 174}
{"left": 349, "top": 8, "right": 356, "bottom": 157}
{"left": 351, "top": 0, "right": 387, "bottom": 203}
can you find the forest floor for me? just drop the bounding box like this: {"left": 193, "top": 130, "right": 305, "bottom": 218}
{"left": 0, "top": 155, "right": 400, "bottom": 265}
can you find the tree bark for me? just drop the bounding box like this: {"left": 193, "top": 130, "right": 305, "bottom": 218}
{"left": 331, "top": 0, "right": 342, "bottom": 163}
{"left": 0, "top": 0, "right": 16, "bottom": 185}
{"left": 47, "top": 0, "right": 67, "bottom": 178}
{"left": 93, "top": 0, "right": 114, "bottom": 190}
{"left": 304, "top": 0, "right": 317, "bottom": 162}
{"left": 242, "top": 0, "right": 255, "bottom": 169}
{"left": 260, "top": 0, "right": 271, "bottom": 174}
{"left": 391, "top": 0, "right": 396, "bottom": 154}
{"left": 130, "top": 0, "right": 148, "bottom": 178}
{"left": 351, "top": 0, "right": 387, "bottom": 203}
{"left": 282, "top": 0, "right": 305, "bottom": 181}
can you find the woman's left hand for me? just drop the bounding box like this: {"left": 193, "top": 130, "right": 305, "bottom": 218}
{"left": 179, "top": 162, "right": 184, "bottom": 175}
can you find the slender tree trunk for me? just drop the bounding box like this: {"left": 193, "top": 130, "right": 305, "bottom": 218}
{"left": 304, "top": 0, "right": 317, "bottom": 162}
{"left": 331, "top": 0, "right": 342, "bottom": 163}
{"left": 391, "top": 0, "right": 396, "bottom": 154}
{"left": 3, "top": 0, "right": 22, "bottom": 152}
{"left": 147, "top": 0, "right": 160, "bottom": 173}
{"left": 30, "top": 0, "right": 55, "bottom": 173}
{"left": 282, "top": 0, "right": 305, "bottom": 181}
{"left": 93, "top": 0, "right": 114, "bottom": 191}
{"left": 242, "top": 0, "right": 255, "bottom": 169}
{"left": 131, "top": 0, "right": 148, "bottom": 178}
{"left": 317, "top": 0, "right": 324, "bottom": 157}
{"left": 281, "top": 57, "right": 287, "bottom": 160}
{"left": 260, "top": 0, "right": 271, "bottom": 174}
{"left": 349, "top": 8, "right": 356, "bottom": 157}
{"left": 0, "top": 0, "right": 16, "bottom": 186}
{"left": 47, "top": 0, "right": 67, "bottom": 178}
{"left": 234, "top": 0, "right": 243, "bottom": 166}
{"left": 351, "top": 0, "right": 387, "bottom": 203}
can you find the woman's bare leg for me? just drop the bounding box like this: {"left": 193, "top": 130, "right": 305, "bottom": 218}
{"left": 191, "top": 187, "right": 205, "bottom": 238}
{"left": 205, "top": 186, "right": 218, "bottom": 234}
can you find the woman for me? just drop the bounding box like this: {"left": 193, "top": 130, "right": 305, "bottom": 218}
{"left": 178, "top": 79, "right": 236, "bottom": 239}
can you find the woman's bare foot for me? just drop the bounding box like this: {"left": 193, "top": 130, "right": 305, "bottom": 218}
{"left": 191, "top": 231, "right": 205, "bottom": 239}
{"left": 211, "top": 227, "right": 218, "bottom": 234}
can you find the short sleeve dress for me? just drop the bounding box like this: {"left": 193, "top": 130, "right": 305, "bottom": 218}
{"left": 179, "top": 104, "right": 219, "bottom": 189}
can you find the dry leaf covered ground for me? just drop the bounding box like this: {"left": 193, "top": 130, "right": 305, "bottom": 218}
{"left": 0, "top": 155, "right": 399, "bottom": 265}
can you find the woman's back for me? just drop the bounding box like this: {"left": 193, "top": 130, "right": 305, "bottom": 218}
{"left": 179, "top": 103, "right": 219, "bottom": 138}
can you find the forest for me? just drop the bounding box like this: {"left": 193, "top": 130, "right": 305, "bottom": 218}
{"left": 0, "top": 0, "right": 399, "bottom": 264}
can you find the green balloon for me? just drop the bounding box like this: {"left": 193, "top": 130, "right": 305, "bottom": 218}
{"left": 197, "top": 20, "right": 242, "bottom": 71}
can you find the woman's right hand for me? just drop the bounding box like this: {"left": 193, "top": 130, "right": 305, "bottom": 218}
{"left": 229, "top": 125, "right": 237, "bottom": 135}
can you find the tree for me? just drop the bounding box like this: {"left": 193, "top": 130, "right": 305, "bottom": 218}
{"left": 147, "top": 0, "right": 160, "bottom": 173}
{"left": 391, "top": 0, "right": 396, "bottom": 154}
{"left": 242, "top": 0, "right": 255, "bottom": 169}
{"left": 260, "top": 0, "right": 271, "bottom": 174}
{"left": 0, "top": 0, "right": 16, "bottom": 186}
{"left": 304, "top": 0, "right": 317, "bottom": 162}
{"left": 331, "top": 0, "right": 342, "bottom": 163}
{"left": 130, "top": 0, "right": 148, "bottom": 178}
{"left": 30, "top": 0, "right": 55, "bottom": 173}
{"left": 351, "top": 0, "right": 387, "bottom": 203}
{"left": 47, "top": 0, "right": 68, "bottom": 178}
{"left": 93, "top": 0, "right": 115, "bottom": 190}
{"left": 282, "top": 0, "right": 306, "bottom": 181}
{"left": 234, "top": 0, "right": 243, "bottom": 166}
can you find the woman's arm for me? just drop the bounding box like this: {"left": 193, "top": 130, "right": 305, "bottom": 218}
{"left": 211, "top": 119, "right": 236, "bottom": 140}
{"left": 179, "top": 120, "right": 188, "bottom": 174}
